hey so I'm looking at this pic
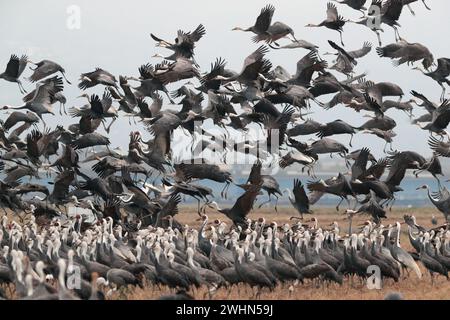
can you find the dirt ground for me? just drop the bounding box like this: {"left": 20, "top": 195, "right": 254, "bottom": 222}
{"left": 109, "top": 206, "right": 450, "bottom": 300}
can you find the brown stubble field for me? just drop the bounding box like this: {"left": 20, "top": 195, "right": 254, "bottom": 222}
{"left": 109, "top": 206, "right": 450, "bottom": 300}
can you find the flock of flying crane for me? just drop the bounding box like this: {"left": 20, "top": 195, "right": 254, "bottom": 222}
{"left": 0, "top": 0, "right": 449, "bottom": 300}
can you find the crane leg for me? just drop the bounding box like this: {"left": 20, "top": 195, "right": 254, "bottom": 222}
{"left": 17, "top": 80, "right": 27, "bottom": 94}
{"left": 336, "top": 197, "right": 344, "bottom": 211}
{"left": 348, "top": 216, "right": 352, "bottom": 235}
{"left": 407, "top": 4, "right": 415, "bottom": 16}
{"left": 220, "top": 182, "right": 228, "bottom": 199}
{"left": 258, "top": 195, "right": 272, "bottom": 209}
{"left": 105, "top": 118, "right": 117, "bottom": 133}
{"left": 339, "top": 31, "right": 344, "bottom": 47}
{"left": 375, "top": 31, "right": 382, "bottom": 46}
{"left": 422, "top": 0, "right": 431, "bottom": 10}
{"left": 389, "top": 198, "right": 396, "bottom": 211}
{"left": 436, "top": 176, "right": 442, "bottom": 189}
{"left": 440, "top": 84, "right": 446, "bottom": 102}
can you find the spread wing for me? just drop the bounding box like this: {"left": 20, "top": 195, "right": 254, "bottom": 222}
{"left": 254, "top": 4, "right": 275, "bottom": 33}
{"left": 230, "top": 184, "right": 261, "bottom": 220}
{"left": 293, "top": 179, "right": 309, "bottom": 207}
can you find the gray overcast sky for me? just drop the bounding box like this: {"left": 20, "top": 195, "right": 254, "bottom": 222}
{"left": 0, "top": 0, "right": 449, "bottom": 159}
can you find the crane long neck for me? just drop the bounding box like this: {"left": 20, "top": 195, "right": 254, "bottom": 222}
{"left": 233, "top": 26, "right": 251, "bottom": 32}
{"left": 58, "top": 262, "right": 66, "bottom": 290}
{"left": 425, "top": 186, "right": 438, "bottom": 205}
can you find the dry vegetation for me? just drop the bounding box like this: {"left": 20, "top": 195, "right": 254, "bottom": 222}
{"left": 3, "top": 206, "right": 449, "bottom": 300}
{"left": 110, "top": 206, "right": 450, "bottom": 300}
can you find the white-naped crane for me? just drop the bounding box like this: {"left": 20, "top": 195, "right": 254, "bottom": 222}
{"left": 2, "top": 111, "right": 40, "bottom": 131}
{"left": 305, "top": 3, "right": 347, "bottom": 46}
{"left": 206, "top": 184, "right": 261, "bottom": 227}
{"left": 213, "top": 45, "right": 272, "bottom": 89}
{"left": 284, "top": 179, "right": 312, "bottom": 220}
{"left": 350, "top": 0, "right": 404, "bottom": 45}
{"left": 70, "top": 92, "right": 118, "bottom": 133}
{"left": 416, "top": 184, "right": 450, "bottom": 223}
{"left": 377, "top": 38, "right": 434, "bottom": 70}
{"left": 22, "top": 76, "right": 67, "bottom": 115}
{"left": 151, "top": 24, "right": 206, "bottom": 64}
{"left": 3, "top": 77, "right": 64, "bottom": 126}
{"left": 402, "top": 0, "right": 431, "bottom": 16}
{"left": 307, "top": 173, "right": 355, "bottom": 211}
{"left": 174, "top": 160, "right": 233, "bottom": 198}
{"left": 413, "top": 58, "right": 450, "bottom": 101}
{"left": 28, "top": 59, "right": 71, "bottom": 84}
{"left": 232, "top": 4, "right": 297, "bottom": 47}
{"left": 325, "top": 40, "right": 372, "bottom": 76}
{"left": 237, "top": 159, "right": 282, "bottom": 211}
{"left": 389, "top": 222, "right": 422, "bottom": 279}
{"left": 78, "top": 68, "right": 117, "bottom": 90}
{"left": 0, "top": 54, "right": 28, "bottom": 94}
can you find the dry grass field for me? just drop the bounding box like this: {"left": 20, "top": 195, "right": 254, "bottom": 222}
{"left": 2, "top": 206, "right": 449, "bottom": 300}
{"left": 108, "top": 206, "right": 450, "bottom": 300}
